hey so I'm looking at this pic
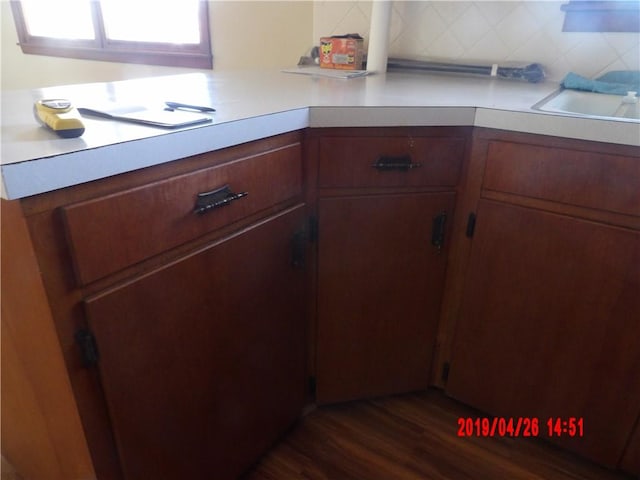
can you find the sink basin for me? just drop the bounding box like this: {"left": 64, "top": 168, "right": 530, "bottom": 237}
{"left": 532, "top": 89, "right": 640, "bottom": 122}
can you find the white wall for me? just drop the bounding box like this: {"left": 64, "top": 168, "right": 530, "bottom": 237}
{"left": 3, "top": 1, "right": 638, "bottom": 89}
{"left": 313, "top": 1, "right": 640, "bottom": 81}
{"left": 1, "top": 1, "right": 314, "bottom": 90}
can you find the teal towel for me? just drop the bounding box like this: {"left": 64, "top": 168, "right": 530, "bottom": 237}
{"left": 561, "top": 71, "right": 640, "bottom": 95}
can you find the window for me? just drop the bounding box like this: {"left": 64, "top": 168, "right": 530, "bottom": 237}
{"left": 10, "top": 0, "right": 212, "bottom": 69}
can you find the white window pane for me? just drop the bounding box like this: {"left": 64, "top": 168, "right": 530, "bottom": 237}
{"left": 100, "top": 0, "right": 201, "bottom": 44}
{"left": 21, "top": 0, "right": 95, "bottom": 40}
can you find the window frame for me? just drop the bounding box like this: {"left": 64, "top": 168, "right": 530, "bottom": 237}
{"left": 10, "top": 0, "right": 213, "bottom": 69}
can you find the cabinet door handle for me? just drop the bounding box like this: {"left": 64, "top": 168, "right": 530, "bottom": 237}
{"left": 75, "top": 329, "right": 99, "bottom": 367}
{"left": 431, "top": 211, "right": 447, "bottom": 254}
{"left": 371, "top": 154, "right": 422, "bottom": 171}
{"left": 194, "top": 184, "right": 248, "bottom": 214}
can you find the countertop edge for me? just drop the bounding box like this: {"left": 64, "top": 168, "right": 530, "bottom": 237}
{"left": 308, "top": 106, "right": 476, "bottom": 127}
{"left": 475, "top": 108, "right": 640, "bottom": 146}
{"left": 3, "top": 103, "right": 639, "bottom": 200}
{"left": 1, "top": 108, "right": 309, "bottom": 200}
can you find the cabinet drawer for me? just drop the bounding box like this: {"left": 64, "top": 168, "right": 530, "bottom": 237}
{"left": 63, "top": 142, "right": 302, "bottom": 284}
{"left": 483, "top": 141, "right": 640, "bottom": 216}
{"left": 318, "top": 136, "right": 465, "bottom": 188}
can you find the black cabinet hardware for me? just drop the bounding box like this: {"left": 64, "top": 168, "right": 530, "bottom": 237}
{"left": 371, "top": 154, "right": 422, "bottom": 171}
{"left": 431, "top": 211, "right": 448, "bottom": 253}
{"left": 466, "top": 212, "right": 477, "bottom": 238}
{"left": 75, "top": 329, "right": 99, "bottom": 367}
{"left": 194, "top": 184, "right": 247, "bottom": 214}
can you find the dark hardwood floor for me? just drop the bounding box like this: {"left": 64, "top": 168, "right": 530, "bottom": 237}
{"left": 243, "top": 389, "right": 635, "bottom": 480}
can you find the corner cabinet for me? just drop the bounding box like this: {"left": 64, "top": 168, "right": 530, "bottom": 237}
{"left": 308, "top": 127, "right": 470, "bottom": 404}
{"left": 444, "top": 128, "right": 640, "bottom": 470}
{"left": 5, "top": 132, "right": 309, "bottom": 480}
{"left": 5, "top": 125, "right": 639, "bottom": 479}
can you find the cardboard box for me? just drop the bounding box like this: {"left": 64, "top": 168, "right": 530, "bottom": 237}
{"left": 319, "top": 35, "right": 364, "bottom": 70}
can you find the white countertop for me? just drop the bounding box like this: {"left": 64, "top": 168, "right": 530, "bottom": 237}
{"left": 2, "top": 69, "right": 639, "bottom": 200}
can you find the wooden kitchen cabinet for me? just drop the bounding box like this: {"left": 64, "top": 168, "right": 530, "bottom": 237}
{"left": 5, "top": 122, "right": 639, "bottom": 479}
{"left": 7, "top": 132, "right": 308, "bottom": 479}
{"left": 445, "top": 129, "right": 640, "bottom": 468}
{"left": 311, "top": 127, "right": 470, "bottom": 404}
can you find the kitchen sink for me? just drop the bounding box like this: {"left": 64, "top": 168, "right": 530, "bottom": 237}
{"left": 532, "top": 89, "right": 640, "bottom": 122}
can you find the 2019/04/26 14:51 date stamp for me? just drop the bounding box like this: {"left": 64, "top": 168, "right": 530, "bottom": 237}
{"left": 457, "top": 417, "right": 585, "bottom": 438}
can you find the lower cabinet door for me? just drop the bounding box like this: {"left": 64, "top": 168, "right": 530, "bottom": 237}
{"left": 84, "top": 206, "right": 307, "bottom": 480}
{"left": 316, "top": 192, "right": 455, "bottom": 404}
{"left": 446, "top": 200, "right": 640, "bottom": 468}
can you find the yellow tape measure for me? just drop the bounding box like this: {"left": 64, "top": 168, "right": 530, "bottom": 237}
{"left": 34, "top": 99, "right": 85, "bottom": 138}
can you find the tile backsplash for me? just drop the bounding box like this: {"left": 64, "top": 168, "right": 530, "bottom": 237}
{"left": 313, "top": 1, "right": 640, "bottom": 81}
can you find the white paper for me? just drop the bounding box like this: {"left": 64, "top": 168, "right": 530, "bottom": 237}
{"left": 282, "top": 66, "right": 370, "bottom": 79}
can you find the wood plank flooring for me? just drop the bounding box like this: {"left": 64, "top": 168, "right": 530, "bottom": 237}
{"left": 243, "top": 389, "right": 634, "bottom": 480}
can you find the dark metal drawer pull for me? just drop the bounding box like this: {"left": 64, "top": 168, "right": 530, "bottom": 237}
{"left": 371, "top": 154, "right": 422, "bottom": 171}
{"left": 431, "top": 211, "right": 448, "bottom": 254}
{"left": 194, "top": 184, "right": 248, "bottom": 214}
